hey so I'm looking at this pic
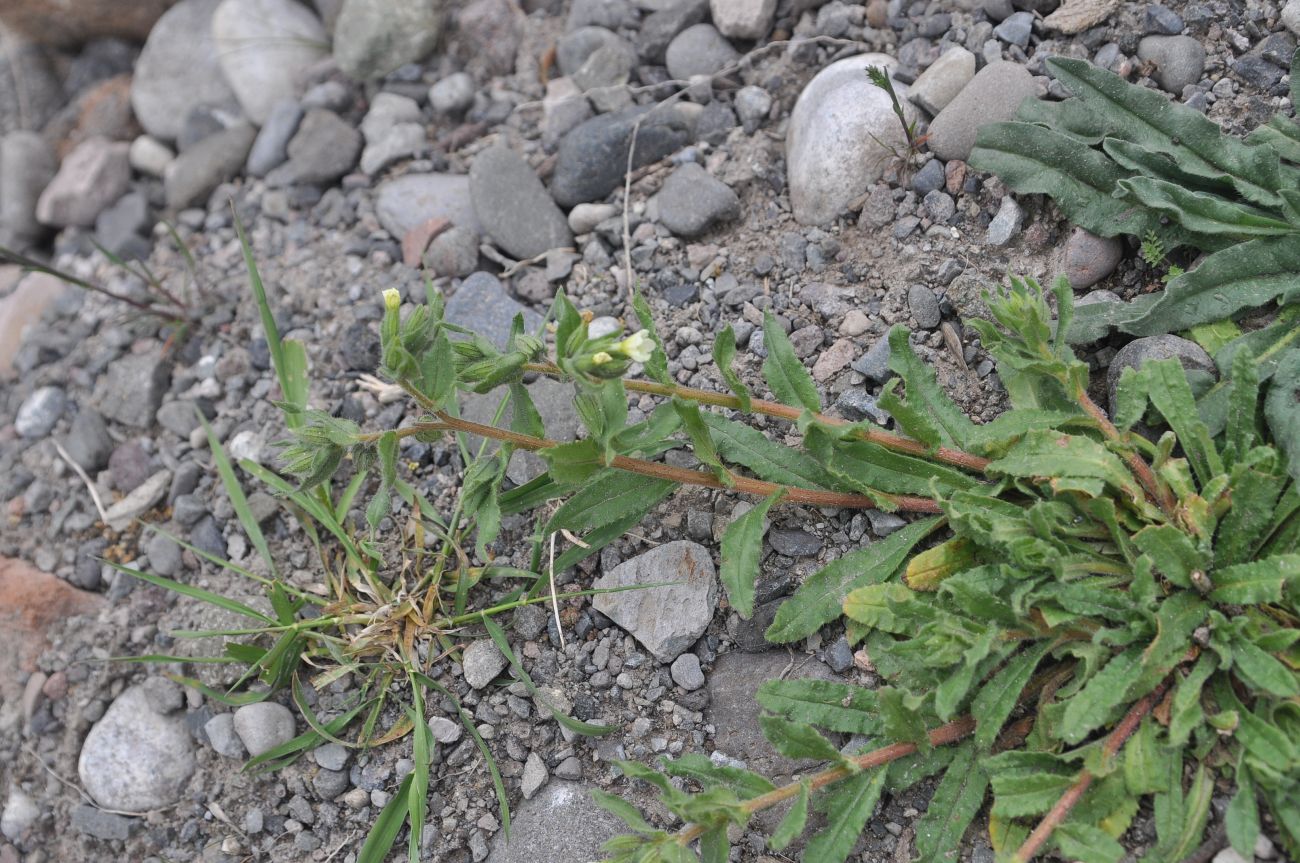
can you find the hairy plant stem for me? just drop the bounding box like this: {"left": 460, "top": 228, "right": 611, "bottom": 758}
{"left": 522, "top": 362, "right": 992, "bottom": 473}
{"left": 1011, "top": 676, "right": 1174, "bottom": 863}
{"left": 674, "top": 716, "right": 977, "bottom": 847}
{"left": 1073, "top": 385, "right": 1178, "bottom": 518}
{"left": 372, "top": 414, "right": 942, "bottom": 513}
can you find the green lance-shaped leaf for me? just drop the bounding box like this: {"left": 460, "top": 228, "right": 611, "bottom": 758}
{"left": 711, "top": 325, "right": 751, "bottom": 412}
{"left": 547, "top": 469, "right": 677, "bottom": 534}
{"left": 701, "top": 413, "right": 837, "bottom": 489}
{"left": 1265, "top": 349, "right": 1300, "bottom": 482}
{"left": 1168, "top": 653, "right": 1216, "bottom": 747}
{"left": 1116, "top": 176, "right": 1297, "bottom": 240}
{"left": 971, "top": 641, "right": 1053, "bottom": 751}
{"left": 719, "top": 488, "right": 783, "bottom": 618}
{"left": 887, "top": 326, "right": 978, "bottom": 450}
{"left": 803, "top": 767, "right": 887, "bottom": 863}
{"left": 758, "top": 715, "right": 845, "bottom": 762}
{"left": 986, "top": 429, "right": 1146, "bottom": 507}
{"left": 806, "top": 427, "right": 980, "bottom": 500}
{"left": 768, "top": 782, "right": 809, "bottom": 852}
{"left": 1209, "top": 554, "right": 1299, "bottom": 604}
{"left": 756, "top": 679, "right": 881, "bottom": 735}
{"left": 1124, "top": 235, "right": 1300, "bottom": 337}
{"left": 1226, "top": 763, "right": 1260, "bottom": 860}
{"left": 1230, "top": 631, "right": 1300, "bottom": 698}
{"left": 672, "top": 398, "right": 731, "bottom": 486}
{"left": 969, "top": 122, "right": 1157, "bottom": 240}
{"left": 912, "top": 743, "right": 989, "bottom": 863}
{"left": 761, "top": 312, "right": 820, "bottom": 412}
{"left": 1103, "top": 138, "right": 1239, "bottom": 199}
{"left": 1059, "top": 645, "right": 1145, "bottom": 744}
{"left": 1043, "top": 57, "right": 1291, "bottom": 207}
{"left": 1132, "top": 524, "right": 1209, "bottom": 590}
{"left": 539, "top": 439, "right": 604, "bottom": 485}
{"left": 766, "top": 516, "right": 942, "bottom": 643}
{"left": 1198, "top": 308, "right": 1300, "bottom": 436}
{"left": 659, "top": 754, "right": 775, "bottom": 799}
{"left": 1247, "top": 115, "right": 1300, "bottom": 164}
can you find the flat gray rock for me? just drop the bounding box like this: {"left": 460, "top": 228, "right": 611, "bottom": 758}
{"left": 927, "top": 61, "right": 1036, "bottom": 162}
{"left": 550, "top": 105, "right": 692, "bottom": 207}
{"left": 212, "top": 0, "right": 327, "bottom": 125}
{"left": 1137, "top": 35, "right": 1206, "bottom": 94}
{"left": 706, "top": 651, "right": 838, "bottom": 778}
{"left": 444, "top": 272, "right": 543, "bottom": 350}
{"left": 164, "top": 122, "right": 256, "bottom": 210}
{"left": 333, "top": 0, "right": 443, "bottom": 80}
{"left": 78, "top": 684, "right": 196, "bottom": 812}
{"left": 592, "top": 541, "right": 717, "bottom": 663}
{"left": 375, "top": 173, "right": 481, "bottom": 239}
{"left": 485, "top": 781, "right": 623, "bottom": 863}
{"left": 469, "top": 145, "right": 572, "bottom": 259}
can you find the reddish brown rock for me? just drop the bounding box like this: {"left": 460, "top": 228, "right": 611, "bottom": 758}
{"left": 0, "top": 557, "right": 104, "bottom": 708}
{"left": 0, "top": 0, "right": 178, "bottom": 47}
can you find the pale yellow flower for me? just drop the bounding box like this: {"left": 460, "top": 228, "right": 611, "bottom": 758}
{"left": 618, "top": 329, "right": 654, "bottom": 363}
{"left": 591, "top": 351, "right": 614, "bottom": 365}
{"left": 382, "top": 288, "right": 401, "bottom": 311}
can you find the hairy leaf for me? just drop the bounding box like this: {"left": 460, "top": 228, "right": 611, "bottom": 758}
{"left": 913, "top": 744, "right": 988, "bottom": 863}
{"left": 768, "top": 783, "right": 809, "bottom": 852}
{"left": 804, "top": 768, "right": 886, "bottom": 863}
{"left": 711, "top": 325, "right": 751, "bottom": 412}
{"left": 719, "top": 489, "right": 782, "bottom": 618}
{"left": 756, "top": 679, "right": 881, "bottom": 735}
{"left": 761, "top": 313, "right": 820, "bottom": 412}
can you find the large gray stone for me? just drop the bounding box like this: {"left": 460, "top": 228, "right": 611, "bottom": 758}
{"left": 550, "top": 105, "right": 691, "bottom": 207}
{"left": 375, "top": 173, "right": 481, "bottom": 238}
{"left": 592, "top": 541, "right": 717, "bottom": 663}
{"left": 36, "top": 137, "right": 129, "bottom": 227}
{"left": 131, "top": 0, "right": 241, "bottom": 141}
{"left": 486, "top": 781, "right": 622, "bottom": 863}
{"left": 164, "top": 122, "right": 257, "bottom": 210}
{"left": 707, "top": 651, "right": 838, "bottom": 777}
{"left": 245, "top": 99, "right": 303, "bottom": 177}
{"left": 232, "top": 702, "right": 297, "bottom": 757}
{"left": 78, "top": 684, "right": 197, "bottom": 812}
{"left": 213, "top": 0, "right": 328, "bottom": 125}
{"left": 462, "top": 639, "right": 508, "bottom": 689}
{"left": 1137, "top": 35, "right": 1205, "bottom": 94}
{"left": 1107, "top": 335, "right": 1216, "bottom": 413}
{"left": 786, "top": 53, "right": 911, "bottom": 226}
{"left": 333, "top": 0, "right": 443, "bottom": 80}
{"left": 444, "top": 272, "right": 543, "bottom": 350}
{"left": 638, "top": 0, "right": 709, "bottom": 63}
{"left": 469, "top": 145, "right": 573, "bottom": 259}
{"left": 926, "top": 61, "right": 1035, "bottom": 162}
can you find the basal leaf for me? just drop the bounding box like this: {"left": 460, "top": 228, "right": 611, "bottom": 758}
{"left": 804, "top": 768, "right": 886, "bottom": 863}
{"left": 719, "top": 489, "right": 783, "bottom": 619}
{"left": 766, "top": 517, "right": 942, "bottom": 643}
{"left": 768, "top": 782, "right": 809, "bottom": 852}
{"left": 1059, "top": 645, "right": 1144, "bottom": 744}
{"left": 1264, "top": 349, "right": 1300, "bottom": 482}
{"left": 1209, "top": 554, "right": 1299, "bottom": 604}
{"left": 1116, "top": 176, "right": 1295, "bottom": 239}
{"left": 1132, "top": 524, "right": 1208, "bottom": 590}
{"left": 758, "top": 715, "right": 843, "bottom": 762}
{"left": 912, "top": 743, "right": 988, "bottom": 863}
{"left": 1226, "top": 764, "right": 1260, "bottom": 860}
{"left": 761, "top": 312, "right": 820, "bottom": 412}
{"left": 972, "top": 642, "right": 1052, "bottom": 750}
{"left": 756, "top": 679, "right": 881, "bottom": 735}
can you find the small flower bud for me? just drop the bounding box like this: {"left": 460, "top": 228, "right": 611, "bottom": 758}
{"left": 383, "top": 288, "right": 401, "bottom": 311}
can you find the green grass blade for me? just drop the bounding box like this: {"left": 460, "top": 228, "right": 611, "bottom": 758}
{"left": 198, "top": 412, "right": 278, "bottom": 578}
{"left": 104, "top": 560, "right": 274, "bottom": 624}
{"left": 357, "top": 773, "right": 413, "bottom": 863}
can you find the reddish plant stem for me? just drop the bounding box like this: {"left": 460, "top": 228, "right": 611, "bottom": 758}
{"left": 523, "top": 363, "right": 992, "bottom": 473}
{"left": 1075, "top": 388, "right": 1178, "bottom": 517}
{"left": 675, "top": 716, "right": 978, "bottom": 846}
{"left": 1012, "top": 677, "right": 1173, "bottom": 863}
{"left": 407, "top": 414, "right": 942, "bottom": 514}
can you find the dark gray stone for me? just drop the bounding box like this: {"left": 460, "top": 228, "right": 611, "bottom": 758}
{"left": 164, "top": 122, "right": 256, "bottom": 209}
{"left": 993, "top": 11, "right": 1032, "bottom": 47}
{"left": 1143, "top": 4, "right": 1183, "bottom": 34}
{"left": 550, "top": 106, "right": 691, "bottom": 207}
{"left": 71, "top": 804, "right": 132, "bottom": 840}
{"left": 444, "top": 272, "right": 543, "bottom": 350}
{"left": 768, "top": 528, "right": 821, "bottom": 557}
{"left": 469, "top": 145, "right": 573, "bottom": 259}
{"left": 656, "top": 162, "right": 739, "bottom": 238}
{"left": 638, "top": 0, "right": 709, "bottom": 62}
{"left": 910, "top": 158, "right": 945, "bottom": 196}
{"left": 927, "top": 62, "right": 1035, "bottom": 162}
{"left": 907, "top": 284, "right": 941, "bottom": 329}
{"left": 246, "top": 98, "right": 303, "bottom": 177}
{"left": 95, "top": 191, "right": 150, "bottom": 257}
{"left": 824, "top": 637, "right": 854, "bottom": 673}
{"left": 266, "top": 108, "right": 361, "bottom": 187}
